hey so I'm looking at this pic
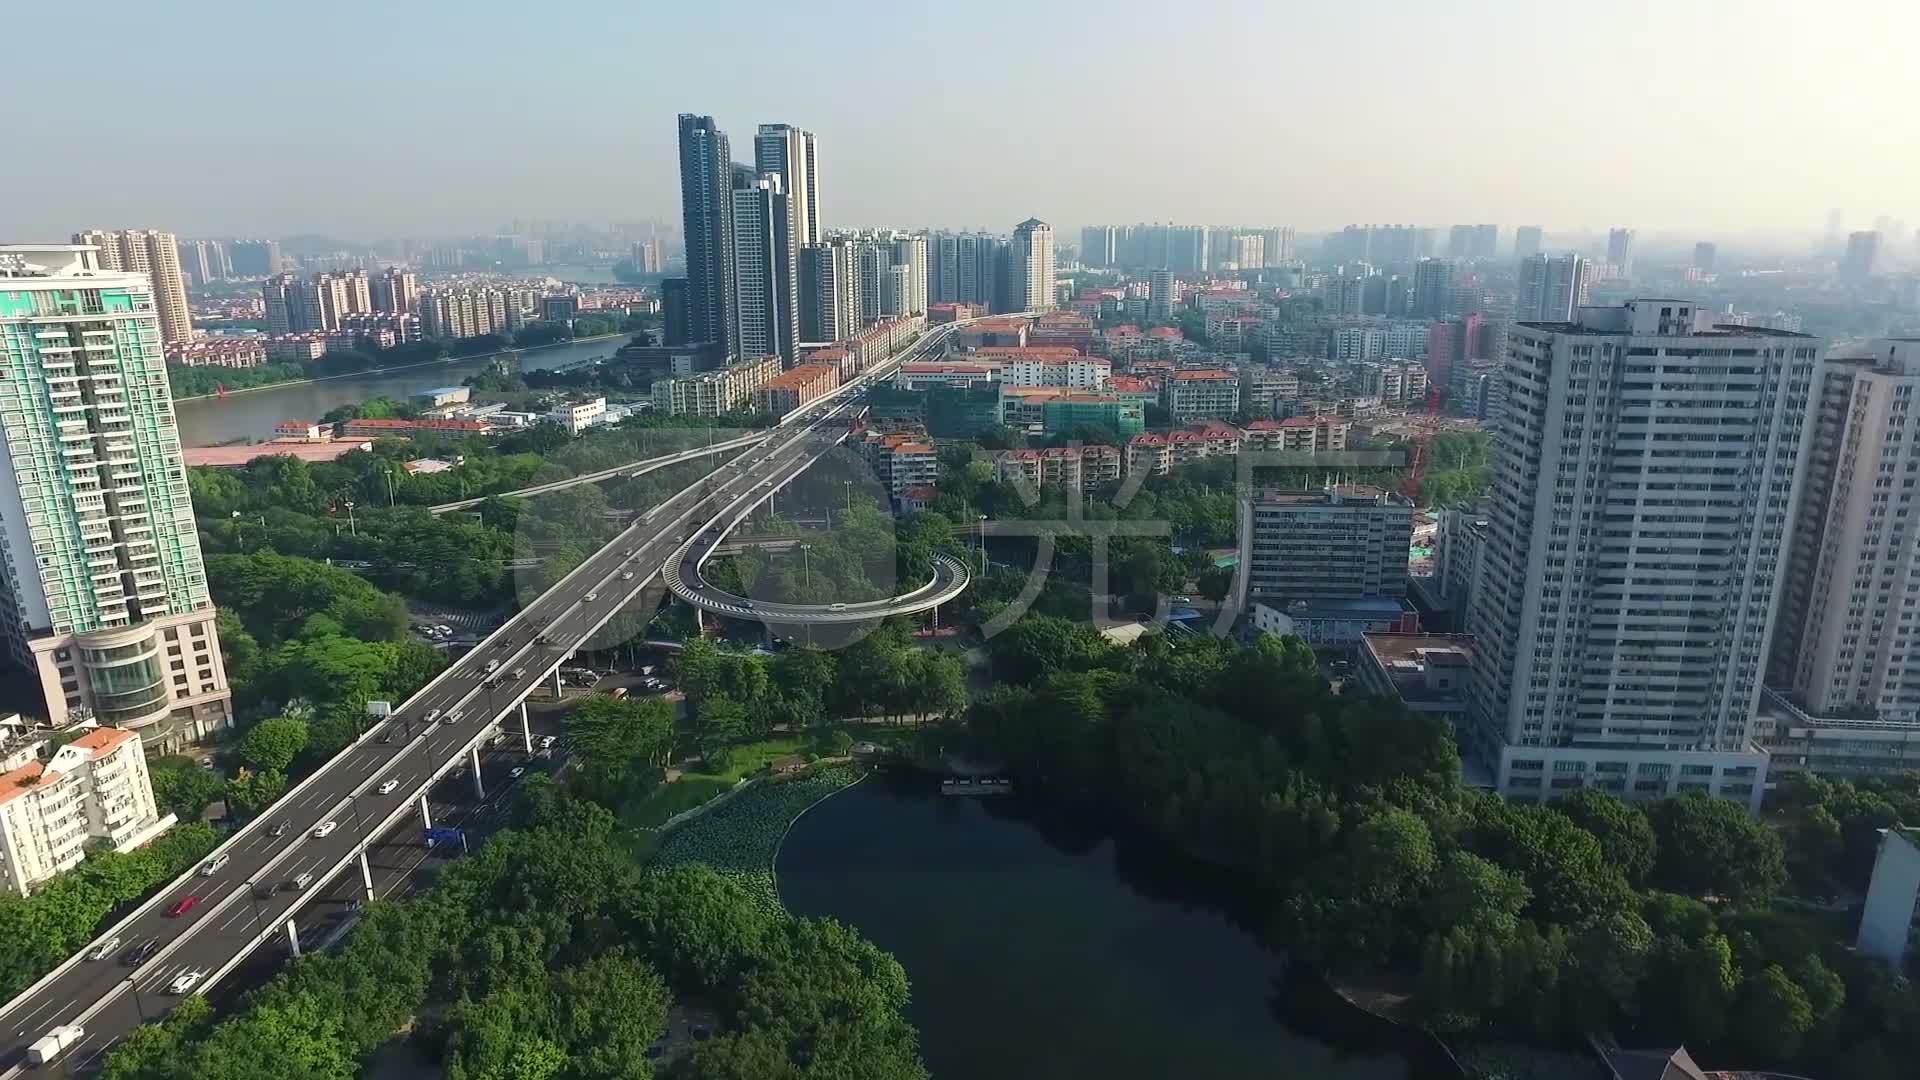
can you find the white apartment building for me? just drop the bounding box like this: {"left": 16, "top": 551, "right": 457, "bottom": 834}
{"left": 1163, "top": 369, "right": 1240, "bottom": 421}
{"left": 0, "top": 246, "right": 232, "bottom": 748}
{"left": 1769, "top": 341, "right": 1920, "bottom": 727}
{"left": 1464, "top": 299, "right": 1821, "bottom": 811}
{"left": 1359, "top": 360, "right": 1429, "bottom": 403}
{"left": 1012, "top": 219, "right": 1056, "bottom": 312}
{"left": 650, "top": 354, "right": 782, "bottom": 418}
{"left": 546, "top": 397, "right": 608, "bottom": 435}
{"left": 1001, "top": 356, "right": 1110, "bottom": 390}
{"left": 1242, "top": 366, "right": 1301, "bottom": 417}
{"left": 894, "top": 363, "right": 998, "bottom": 391}
{"left": 0, "top": 727, "right": 169, "bottom": 897}
{"left": 991, "top": 446, "right": 1122, "bottom": 493}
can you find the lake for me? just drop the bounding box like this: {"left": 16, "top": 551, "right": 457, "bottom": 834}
{"left": 776, "top": 773, "right": 1411, "bottom": 1080}
{"left": 172, "top": 335, "right": 629, "bottom": 447}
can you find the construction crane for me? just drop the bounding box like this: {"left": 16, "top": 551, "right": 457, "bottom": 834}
{"left": 1399, "top": 384, "right": 1445, "bottom": 502}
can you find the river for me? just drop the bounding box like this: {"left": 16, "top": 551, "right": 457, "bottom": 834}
{"left": 171, "top": 335, "right": 629, "bottom": 447}
{"left": 775, "top": 773, "right": 1411, "bottom": 1080}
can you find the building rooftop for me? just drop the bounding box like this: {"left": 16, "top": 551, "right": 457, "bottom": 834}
{"left": 65, "top": 727, "right": 136, "bottom": 755}
{"left": 1171, "top": 368, "right": 1235, "bottom": 381}
{"left": 1255, "top": 484, "right": 1401, "bottom": 505}
{"left": 0, "top": 761, "right": 59, "bottom": 807}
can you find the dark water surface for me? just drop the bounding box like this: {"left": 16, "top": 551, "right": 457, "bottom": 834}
{"left": 776, "top": 773, "right": 1409, "bottom": 1080}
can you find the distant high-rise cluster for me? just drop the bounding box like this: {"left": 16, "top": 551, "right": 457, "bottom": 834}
{"left": 1841, "top": 231, "right": 1880, "bottom": 284}
{"left": 1075, "top": 224, "right": 1295, "bottom": 274}
{"left": 1515, "top": 253, "right": 1590, "bottom": 321}
{"left": 1447, "top": 224, "right": 1499, "bottom": 258}
{"left": 71, "top": 229, "right": 193, "bottom": 344}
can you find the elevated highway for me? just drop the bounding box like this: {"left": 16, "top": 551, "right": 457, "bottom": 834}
{"left": 0, "top": 314, "right": 1006, "bottom": 1076}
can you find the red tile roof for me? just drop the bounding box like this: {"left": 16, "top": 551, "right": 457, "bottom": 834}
{"left": 68, "top": 727, "right": 137, "bottom": 754}
{"left": 1172, "top": 369, "right": 1234, "bottom": 381}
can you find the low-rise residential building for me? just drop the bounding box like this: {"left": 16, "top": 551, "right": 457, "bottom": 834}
{"left": 1242, "top": 416, "right": 1349, "bottom": 453}
{"left": 1248, "top": 485, "right": 1412, "bottom": 602}
{"left": 991, "top": 445, "right": 1122, "bottom": 492}
{"left": 546, "top": 396, "right": 608, "bottom": 435}
{"left": 857, "top": 431, "right": 938, "bottom": 499}
{"left": 0, "top": 728, "right": 169, "bottom": 897}
{"left": 757, "top": 363, "right": 840, "bottom": 417}
{"left": 650, "top": 354, "right": 782, "bottom": 417}
{"left": 1108, "top": 374, "right": 1157, "bottom": 410}
{"left": 955, "top": 318, "right": 1028, "bottom": 349}
{"left": 1241, "top": 366, "right": 1301, "bottom": 417}
{"left": 1359, "top": 360, "right": 1429, "bottom": 403}
{"left": 264, "top": 333, "right": 329, "bottom": 361}
{"left": 1163, "top": 368, "right": 1240, "bottom": 421}
{"left": 166, "top": 337, "right": 267, "bottom": 368}
{"left": 1125, "top": 432, "right": 1171, "bottom": 477}
{"left": 999, "top": 354, "right": 1111, "bottom": 390}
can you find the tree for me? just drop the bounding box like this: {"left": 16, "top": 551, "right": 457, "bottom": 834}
{"left": 226, "top": 768, "right": 288, "bottom": 820}
{"left": 236, "top": 715, "right": 310, "bottom": 774}
{"left": 694, "top": 695, "right": 751, "bottom": 768}
{"left": 1735, "top": 963, "right": 1815, "bottom": 1062}
{"left": 1423, "top": 850, "right": 1530, "bottom": 936}
{"left": 1646, "top": 793, "right": 1786, "bottom": 902}
{"left": 983, "top": 614, "right": 1112, "bottom": 686}
{"left": 1471, "top": 801, "right": 1634, "bottom": 926}
{"left": 149, "top": 755, "right": 225, "bottom": 821}
{"left": 1553, "top": 788, "right": 1657, "bottom": 886}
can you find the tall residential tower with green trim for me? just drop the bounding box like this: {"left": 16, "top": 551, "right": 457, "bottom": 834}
{"left": 0, "top": 245, "right": 231, "bottom": 749}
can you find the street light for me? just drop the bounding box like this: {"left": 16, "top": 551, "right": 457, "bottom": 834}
{"left": 978, "top": 515, "right": 989, "bottom": 577}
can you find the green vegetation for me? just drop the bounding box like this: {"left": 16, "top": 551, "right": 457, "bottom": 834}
{"left": 0, "top": 824, "right": 221, "bottom": 1001}
{"left": 1416, "top": 430, "right": 1491, "bottom": 507}
{"left": 625, "top": 775, "right": 734, "bottom": 829}
{"left": 964, "top": 618, "right": 1920, "bottom": 1077}
{"left": 1770, "top": 771, "right": 1920, "bottom": 899}
{"left": 654, "top": 767, "right": 861, "bottom": 914}
{"left": 98, "top": 792, "right": 925, "bottom": 1080}
{"left": 166, "top": 334, "right": 519, "bottom": 400}
{"left": 191, "top": 444, "right": 726, "bottom": 609}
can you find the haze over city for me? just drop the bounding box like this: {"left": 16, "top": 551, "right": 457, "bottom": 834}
{"left": 6, "top": 0, "right": 1917, "bottom": 241}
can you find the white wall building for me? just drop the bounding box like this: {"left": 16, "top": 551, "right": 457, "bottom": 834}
{"left": 0, "top": 727, "right": 169, "bottom": 897}
{"left": 1012, "top": 218, "right": 1056, "bottom": 312}
{"left": 546, "top": 397, "right": 608, "bottom": 435}
{"left": 1464, "top": 299, "right": 1822, "bottom": 812}
{"left": 0, "top": 246, "right": 233, "bottom": 748}
{"left": 1001, "top": 356, "right": 1110, "bottom": 390}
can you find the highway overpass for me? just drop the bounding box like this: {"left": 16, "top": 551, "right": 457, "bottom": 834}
{"left": 0, "top": 314, "right": 1000, "bottom": 1077}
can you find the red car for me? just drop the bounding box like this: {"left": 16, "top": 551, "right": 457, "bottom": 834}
{"left": 168, "top": 894, "right": 199, "bottom": 917}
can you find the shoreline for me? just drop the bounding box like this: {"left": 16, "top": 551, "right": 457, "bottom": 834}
{"left": 770, "top": 768, "right": 868, "bottom": 912}
{"left": 170, "top": 333, "right": 630, "bottom": 403}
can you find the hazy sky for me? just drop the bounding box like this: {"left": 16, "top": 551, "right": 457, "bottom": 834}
{"left": 5, "top": 0, "right": 1916, "bottom": 242}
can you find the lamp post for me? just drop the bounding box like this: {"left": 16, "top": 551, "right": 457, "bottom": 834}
{"left": 382, "top": 468, "right": 396, "bottom": 508}
{"left": 230, "top": 510, "right": 242, "bottom": 549}
{"left": 125, "top": 977, "right": 147, "bottom": 1023}
{"left": 978, "top": 515, "right": 988, "bottom": 577}
{"left": 343, "top": 499, "right": 357, "bottom": 537}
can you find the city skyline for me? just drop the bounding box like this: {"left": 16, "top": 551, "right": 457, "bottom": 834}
{"left": 3, "top": 1, "right": 1916, "bottom": 240}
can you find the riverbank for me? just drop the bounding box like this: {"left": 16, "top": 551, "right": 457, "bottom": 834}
{"left": 170, "top": 333, "right": 630, "bottom": 404}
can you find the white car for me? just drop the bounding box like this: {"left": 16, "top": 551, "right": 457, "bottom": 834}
{"left": 87, "top": 936, "right": 123, "bottom": 962}
{"left": 584, "top": 592, "right": 599, "bottom": 602}
{"left": 313, "top": 821, "right": 338, "bottom": 838}
{"left": 377, "top": 779, "right": 399, "bottom": 795}
{"left": 168, "top": 971, "right": 204, "bottom": 995}
{"left": 540, "top": 735, "right": 557, "bottom": 750}
{"left": 509, "top": 767, "right": 526, "bottom": 779}
{"left": 199, "top": 853, "right": 229, "bottom": 877}
{"left": 620, "top": 571, "right": 635, "bottom": 581}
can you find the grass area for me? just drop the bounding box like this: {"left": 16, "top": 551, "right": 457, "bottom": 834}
{"left": 624, "top": 774, "right": 736, "bottom": 828}
{"left": 693, "top": 736, "right": 807, "bottom": 782}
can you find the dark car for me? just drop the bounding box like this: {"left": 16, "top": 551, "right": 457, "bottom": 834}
{"left": 122, "top": 938, "right": 161, "bottom": 966}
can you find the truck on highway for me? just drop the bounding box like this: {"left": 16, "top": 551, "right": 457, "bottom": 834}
{"left": 30, "top": 1024, "right": 84, "bottom": 1065}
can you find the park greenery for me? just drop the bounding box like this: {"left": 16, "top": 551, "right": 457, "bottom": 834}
{"left": 963, "top": 617, "right": 1920, "bottom": 1077}
{"left": 0, "top": 824, "right": 221, "bottom": 1001}
{"left": 190, "top": 441, "right": 728, "bottom": 610}
{"left": 98, "top": 791, "right": 927, "bottom": 1080}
